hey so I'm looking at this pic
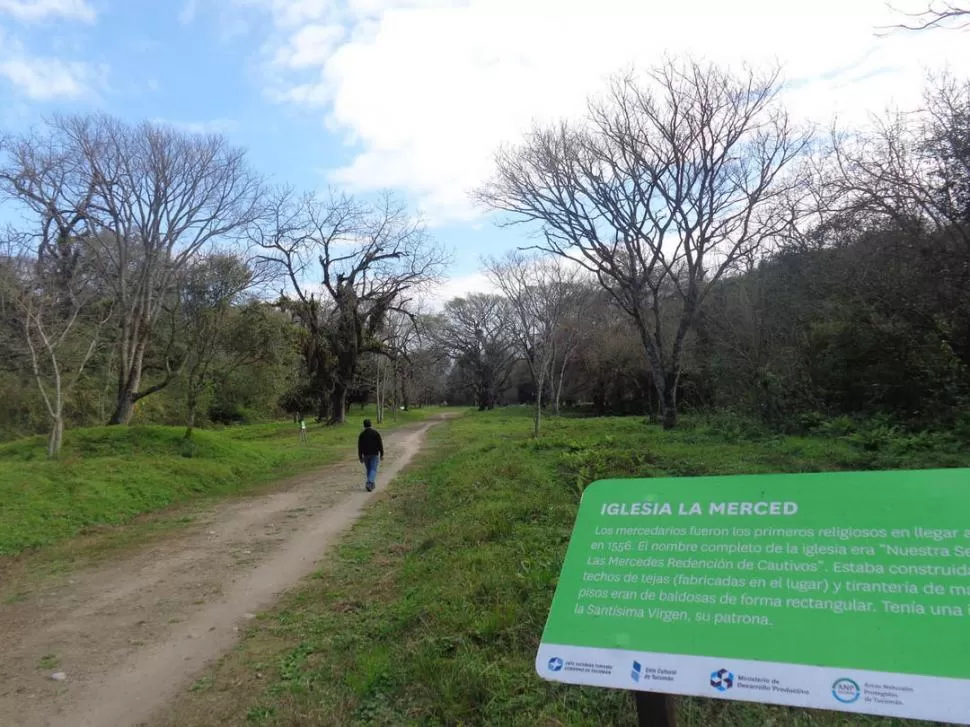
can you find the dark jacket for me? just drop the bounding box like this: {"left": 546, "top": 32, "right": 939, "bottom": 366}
{"left": 358, "top": 427, "right": 384, "bottom": 458}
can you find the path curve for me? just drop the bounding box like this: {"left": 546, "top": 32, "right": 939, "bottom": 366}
{"left": 0, "top": 417, "right": 445, "bottom": 727}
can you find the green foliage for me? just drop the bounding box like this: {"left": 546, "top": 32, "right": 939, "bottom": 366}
{"left": 695, "top": 221, "right": 970, "bottom": 431}
{"left": 952, "top": 411, "right": 970, "bottom": 440}
{"left": 0, "top": 371, "right": 46, "bottom": 441}
{"left": 207, "top": 401, "right": 255, "bottom": 425}
{"left": 697, "top": 411, "right": 773, "bottom": 442}
{"left": 788, "top": 412, "right": 969, "bottom": 468}
{"left": 170, "top": 409, "right": 967, "bottom": 726}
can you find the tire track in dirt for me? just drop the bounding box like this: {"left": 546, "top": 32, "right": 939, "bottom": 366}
{"left": 0, "top": 417, "right": 447, "bottom": 727}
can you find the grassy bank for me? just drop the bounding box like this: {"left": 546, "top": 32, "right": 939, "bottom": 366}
{"left": 156, "top": 409, "right": 969, "bottom": 726}
{"left": 0, "top": 407, "right": 440, "bottom": 556}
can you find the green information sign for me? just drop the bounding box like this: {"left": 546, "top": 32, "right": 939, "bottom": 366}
{"left": 537, "top": 469, "right": 970, "bottom": 724}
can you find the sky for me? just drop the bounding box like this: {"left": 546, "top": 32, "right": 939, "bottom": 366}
{"left": 1, "top": 0, "right": 969, "bottom": 303}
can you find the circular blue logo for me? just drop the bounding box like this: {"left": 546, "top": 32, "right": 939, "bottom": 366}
{"left": 548, "top": 657, "right": 564, "bottom": 672}
{"left": 832, "top": 678, "right": 860, "bottom": 703}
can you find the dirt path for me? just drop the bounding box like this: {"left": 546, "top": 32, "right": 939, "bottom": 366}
{"left": 0, "top": 417, "right": 445, "bottom": 727}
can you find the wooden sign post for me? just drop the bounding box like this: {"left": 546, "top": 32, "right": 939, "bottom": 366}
{"left": 635, "top": 691, "right": 675, "bottom": 727}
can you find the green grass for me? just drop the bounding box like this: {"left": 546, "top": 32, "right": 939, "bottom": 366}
{"left": 158, "top": 409, "right": 969, "bottom": 726}
{"left": 37, "top": 653, "right": 59, "bottom": 671}
{"left": 0, "top": 406, "right": 441, "bottom": 556}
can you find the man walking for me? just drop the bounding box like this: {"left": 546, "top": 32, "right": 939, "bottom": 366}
{"left": 357, "top": 419, "right": 384, "bottom": 492}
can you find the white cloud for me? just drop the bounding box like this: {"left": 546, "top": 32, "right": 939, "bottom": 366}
{"left": 156, "top": 118, "right": 241, "bottom": 134}
{"left": 0, "top": 0, "right": 95, "bottom": 23}
{"left": 239, "top": 0, "right": 970, "bottom": 225}
{"left": 178, "top": 0, "right": 198, "bottom": 25}
{"left": 0, "top": 56, "right": 97, "bottom": 99}
{"left": 0, "top": 0, "right": 101, "bottom": 101}
{"left": 238, "top": 0, "right": 332, "bottom": 28}
{"left": 273, "top": 23, "right": 345, "bottom": 69}
{"left": 421, "top": 270, "right": 496, "bottom": 311}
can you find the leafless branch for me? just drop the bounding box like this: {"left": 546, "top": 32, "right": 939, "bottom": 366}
{"left": 880, "top": 2, "right": 970, "bottom": 32}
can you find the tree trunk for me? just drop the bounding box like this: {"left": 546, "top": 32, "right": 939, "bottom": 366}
{"left": 376, "top": 367, "right": 385, "bottom": 424}
{"left": 184, "top": 404, "right": 197, "bottom": 440}
{"left": 47, "top": 415, "right": 64, "bottom": 458}
{"left": 593, "top": 384, "right": 606, "bottom": 416}
{"left": 480, "top": 385, "right": 496, "bottom": 411}
{"left": 533, "top": 378, "right": 543, "bottom": 438}
{"left": 110, "top": 389, "right": 137, "bottom": 425}
{"left": 553, "top": 355, "right": 569, "bottom": 416}
{"left": 330, "top": 382, "right": 348, "bottom": 424}
{"left": 634, "top": 313, "right": 684, "bottom": 430}
{"left": 109, "top": 330, "right": 182, "bottom": 426}
{"left": 391, "top": 366, "right": 398, "bottom": 421}
{"left": 109, "top": 331, "right": 148, "bottom": 425}
{"left": 400, "top": 366, "right": 410, "bottom": 410}
{"left": 476, "top": 369, "right": 489, "bottom": 411}
{"left": 660, "top": 370, "right": 678, "bottom": 430}
{"left": 316, "top": 395, "right": 330, "bottom": 423}
{"left": 184, "top": 373, "right": 200, "bottom": 439}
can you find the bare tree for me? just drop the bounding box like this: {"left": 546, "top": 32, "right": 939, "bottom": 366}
{"left": 383, "top": 308, "right": 425, "bottom": 415}
{"left": 39, "top": 114, "right": 264, "bottom": 425}
{"left": 923, "top": 75, "right": 970, "bottom": 227}
{"left": 402, "top": 313, "right": 451, "bottom": 407}
{"left": 178, "top": 253, "right": 261, "bottom": 438}
{"left": 18, "top": 275, "right": 105, "bottom": 455}
{"left": 485, "top": 252, "right": 579, "bottom": 436}
{"left": 550, "top": 278, "right": 597, "bottom": 415}
{"left": 374, "top": 353, "right": 392, "bottom": 423}
{"left": 889, "top": 2, "right": 970, "bottom": 30}
{"left": 478, "top": 59, "right": 809, "bottom": 428}
{"left": 253, "top": 189, "right": 446, "bottom": 424}
{"left": 0, "top": 127, "right": 97, "bottom": 296}
{"left": 0, "top": 234, "right": 109, "bottom": 457}
{"left": 437, "top": 293, "right": 518, "bottom": 410}
{"left": 362, "top": 311, "right": 414, "bottom": 424}
{"left": 0, "top": 132, "right": 108, "bottom": 455}
{"left": 829, "top": 74, "right": 970, "bottom": 246}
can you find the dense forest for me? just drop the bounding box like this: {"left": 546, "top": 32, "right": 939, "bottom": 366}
{"left": 1, "top": 61, "right": 968, "bottom": 453}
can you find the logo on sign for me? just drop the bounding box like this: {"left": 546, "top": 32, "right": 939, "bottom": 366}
{"left": 710, "top": 668, "right": 734, "bottom": 692}
{"left": 832, "top": 678, "right": 860, "bottom": 704}
{"left": 548, "top": 657, "right": 564, "bottom": 672}
{"left": 631, "top": 661, "right": 643, "bottom": 683}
